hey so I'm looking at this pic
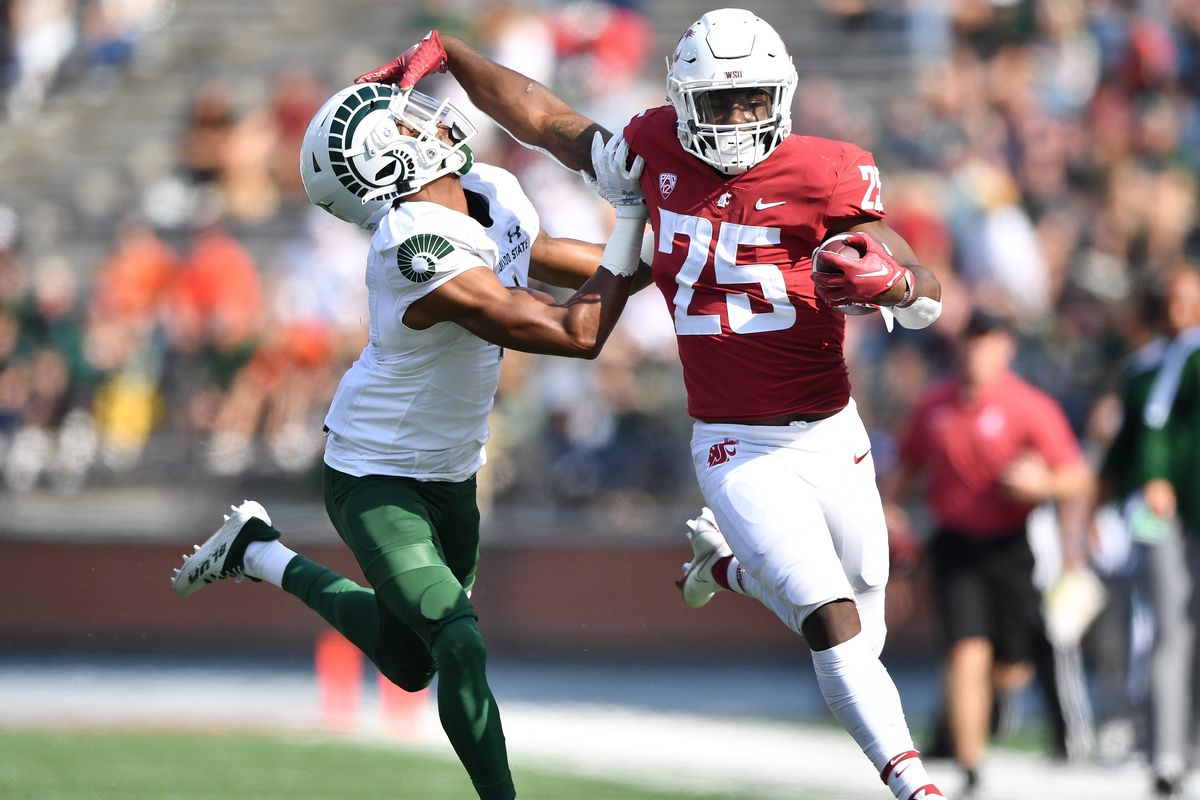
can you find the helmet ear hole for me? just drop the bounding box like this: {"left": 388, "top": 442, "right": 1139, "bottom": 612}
{"left": 374, "top": 161, "right": 397, "bottom": 181}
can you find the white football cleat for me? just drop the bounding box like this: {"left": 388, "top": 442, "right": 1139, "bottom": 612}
{"left": 170, "top": 500, "right": 276, "bottom": 597}
{"left": 677, "top": 506, "right": 732, "bottom": 608}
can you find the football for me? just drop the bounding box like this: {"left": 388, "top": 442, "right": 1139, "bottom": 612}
{"left": 811, "top": 235, "right": 877, "bottom": 315}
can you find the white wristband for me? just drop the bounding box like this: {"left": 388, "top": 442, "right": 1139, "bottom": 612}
{"left": 893, "top": 296, "right": 942, "bottom": 329}
{"left": 640, "top": 229, "right": 656, "bottom": 266}
{"left": 600, "top": 206, "right": 648, "bottom": 277}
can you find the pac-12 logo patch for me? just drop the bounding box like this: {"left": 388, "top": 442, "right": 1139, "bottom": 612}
{"left": 396, "top": 233, "right": 454, "bottom": 283}
{"left": 659, "top": 172, "right": 678, "bottom": 199}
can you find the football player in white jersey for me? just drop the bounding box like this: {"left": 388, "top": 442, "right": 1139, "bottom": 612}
{"left": 169, "top": 82, "right": 647, "bottom": 800}
{"left": 351, "top": 14, "right": 946, "bottom": 800}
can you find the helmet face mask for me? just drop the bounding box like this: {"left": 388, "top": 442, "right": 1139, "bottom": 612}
{"left": 666, "top": 9, "right": 797, "bottom": 175}
{"left": 300, "top": 84, "right": 477, "bottom": 229}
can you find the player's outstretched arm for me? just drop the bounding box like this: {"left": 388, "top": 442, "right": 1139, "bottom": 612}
{"left": 529, "top": 232, "right": 654, "bottom": 293}
{"left": 442, "top": 35, "right": 606, "bottom": 173}
{"left": 529, "top": 233, "right": 605, "bottom": 290}
{"left": 405, "top": 265, "right": 635, "bottom": 359}
{"left": 357, "top": 31, "right": 606, "bottom": 174}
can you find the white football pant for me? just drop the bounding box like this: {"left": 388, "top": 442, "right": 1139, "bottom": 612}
{"left": 690, "top": 398, "right": 890, "bottom": 654}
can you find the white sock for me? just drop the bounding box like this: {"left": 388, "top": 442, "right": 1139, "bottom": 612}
{"left": 810, "top": 633, "right": 935, "bottom": 799}
{"left": 727, "top": 557, "right": 771, "bottom": 599}
{"left": 243, "top": 540, "right": 297, "bottom": 587}
{"left": 725, "top": 558, "right": 746, "bottom": 595}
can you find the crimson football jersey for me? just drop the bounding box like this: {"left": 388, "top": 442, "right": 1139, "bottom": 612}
{"left": 623, "top": 105, "right": 886, "bottom": 421}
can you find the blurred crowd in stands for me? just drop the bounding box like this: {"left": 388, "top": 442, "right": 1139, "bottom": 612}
{"left": 1, "top": 0, "right": 171, "bottom": 118}
{"left": 0, "top": 0, "right": 1198, "bottom": 521}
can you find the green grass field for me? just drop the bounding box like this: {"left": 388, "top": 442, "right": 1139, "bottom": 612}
{"left": 0, "top": 729, "right": 733, "bottom": 800}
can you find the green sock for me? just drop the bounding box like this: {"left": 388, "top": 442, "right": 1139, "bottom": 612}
{"left": 283, "top": 555, "right": 381, "bottom": 657}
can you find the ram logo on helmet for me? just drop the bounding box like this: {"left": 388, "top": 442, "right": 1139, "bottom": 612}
{"left": 300, "top": 83, "right": 477, "bottom": 229}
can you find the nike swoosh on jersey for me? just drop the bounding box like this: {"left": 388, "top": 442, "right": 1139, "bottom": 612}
{"left": 754, "top": 198, "right": 786, "bottom": 210}
{"left": 854, "top": 449, "right": 872, "bottom": 464}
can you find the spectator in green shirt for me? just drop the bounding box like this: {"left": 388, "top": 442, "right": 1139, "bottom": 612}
{"left": 1134, "top": 264, "right": 1200, "bottom": 797}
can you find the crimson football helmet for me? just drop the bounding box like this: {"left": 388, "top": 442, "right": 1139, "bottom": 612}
{"left": 300, "top": 83, "right": 477, "bottom": 229}
{"left": 666, "top": 9, "right": 797, "bottom": 175}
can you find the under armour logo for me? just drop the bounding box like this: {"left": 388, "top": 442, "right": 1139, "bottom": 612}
{"left": 506, "top": 223, "right": 522, "bottom": 244}
{"left": 716, "top": 192, "right": 732, "bottom": 208}
{"left": 707, "top": 438, "right": 739, "bottom": 467}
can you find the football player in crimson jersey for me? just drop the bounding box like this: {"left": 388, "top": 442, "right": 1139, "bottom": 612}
{"left": 359, "top": 10, "right": 944, "bottom": 799}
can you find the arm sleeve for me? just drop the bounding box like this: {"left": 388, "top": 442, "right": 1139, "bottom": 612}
{"left": 822, "top": 144, "right": 887, "bottom": 229}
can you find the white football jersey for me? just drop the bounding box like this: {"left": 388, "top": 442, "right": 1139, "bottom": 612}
{"left": 323, "top": 163, "right": 539, "bottom": 480}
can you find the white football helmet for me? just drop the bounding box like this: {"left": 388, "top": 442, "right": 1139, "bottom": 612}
{"left": 666, "top": 9, "right": 798, "bottom": 175}
{"left": 300, "top": 83, "right": 477, "bottom": 229}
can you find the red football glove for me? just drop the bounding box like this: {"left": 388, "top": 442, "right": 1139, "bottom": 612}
{"left": 354, "top": 30, "right": 448, "bottom": 89}
{"left": 812, "top": 233, "right": 913, "bottom": 307}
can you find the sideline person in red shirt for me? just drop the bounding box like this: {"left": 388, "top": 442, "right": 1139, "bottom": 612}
{"left": 885, "top": 308, "right": 1092, "bottom": 792}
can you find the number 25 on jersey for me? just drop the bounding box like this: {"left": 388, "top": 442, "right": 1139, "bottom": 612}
{"left": 657, "top": 209, "right": 796, "bottom": 336}
{"left": 858, "top": 165, "right": 883, "bottom": 212}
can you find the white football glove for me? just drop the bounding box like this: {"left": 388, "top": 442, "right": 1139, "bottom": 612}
{"left": 582, "top": 131, "right": 645, "bottom": 210}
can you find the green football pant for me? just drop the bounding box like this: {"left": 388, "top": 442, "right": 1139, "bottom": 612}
{"left": 278, "top": 465, "right": 513, "bottom": 800}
